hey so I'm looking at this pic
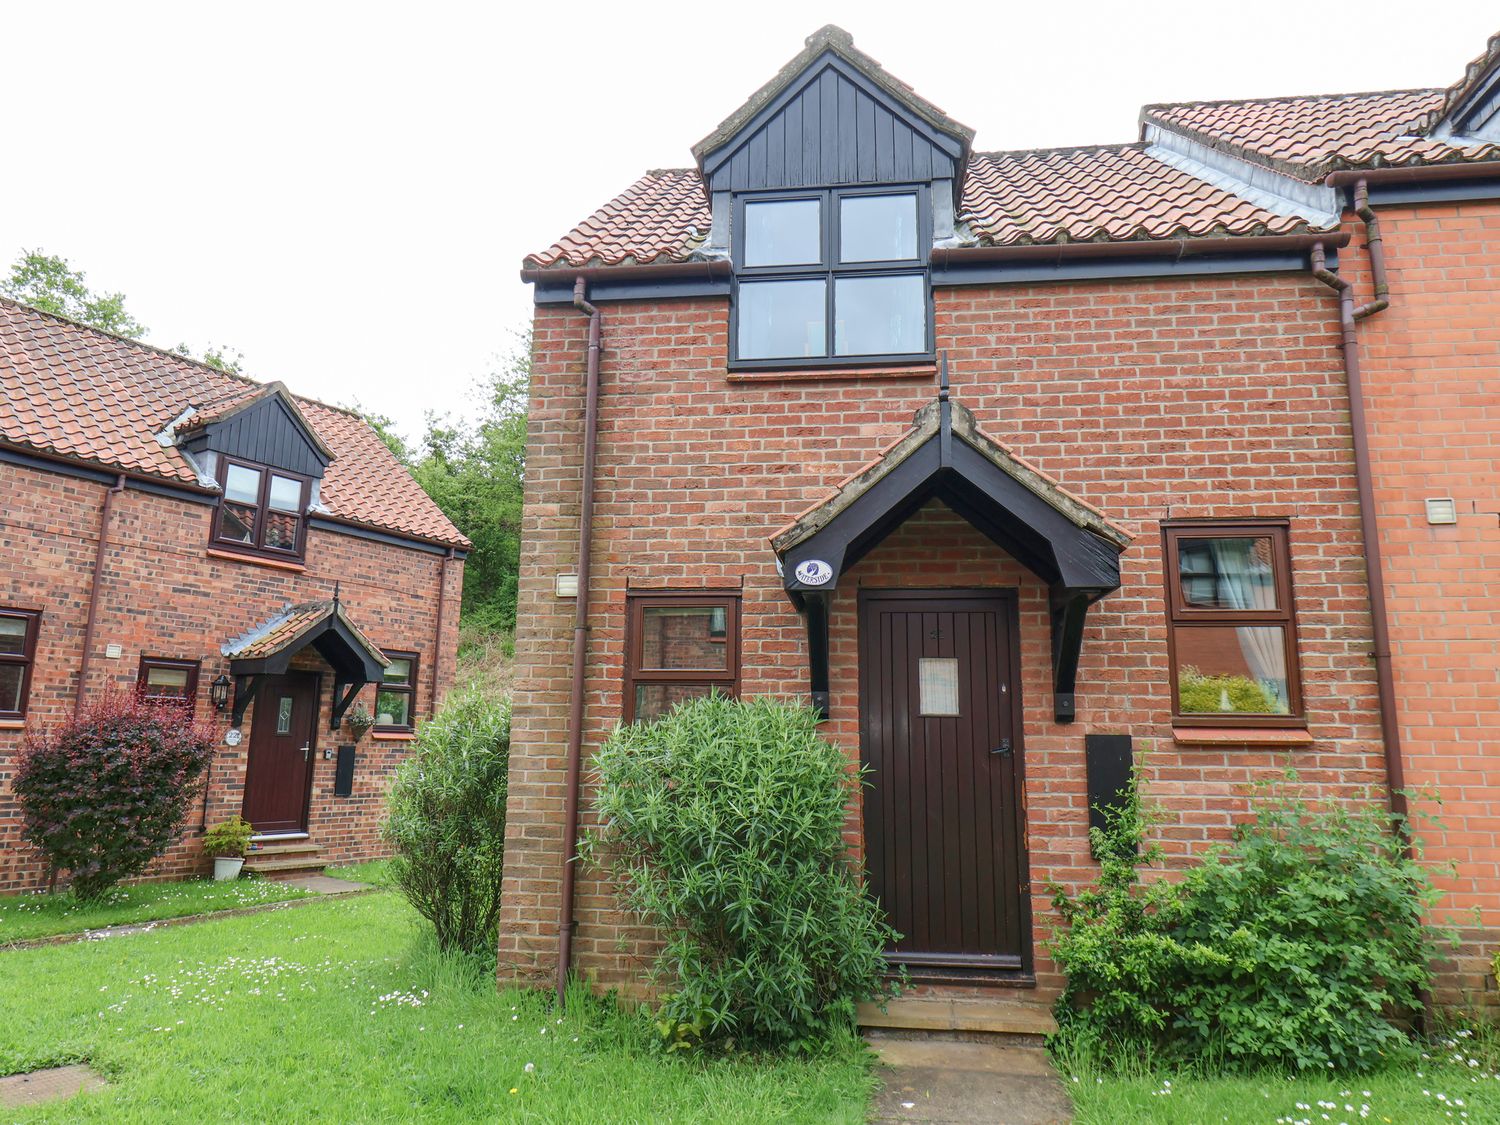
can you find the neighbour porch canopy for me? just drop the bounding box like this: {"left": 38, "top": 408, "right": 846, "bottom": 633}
{"left": 769, "top": 383, "right": 1133, "bottom": 722}
{"left": 220, "top": 592, "right": 389, "bottom": 728}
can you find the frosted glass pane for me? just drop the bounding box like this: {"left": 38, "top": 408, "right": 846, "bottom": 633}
{"left": 919, "top": 658, "right": 959, "bottom": 716}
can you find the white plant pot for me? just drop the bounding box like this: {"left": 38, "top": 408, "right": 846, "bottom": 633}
{"left": 213, "top": 857, "right": 245, "bottom": 882}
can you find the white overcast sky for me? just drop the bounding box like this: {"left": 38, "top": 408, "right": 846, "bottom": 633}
{"left": 2, "top": 1, "right": 1495, "bottom": 444}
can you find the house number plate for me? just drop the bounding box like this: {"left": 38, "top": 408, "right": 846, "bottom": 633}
{"left": 794, "top": 559, "right": 833, "bottom": 586}
{"left": 223, "top": 729, "right": 243, "bottom": 747}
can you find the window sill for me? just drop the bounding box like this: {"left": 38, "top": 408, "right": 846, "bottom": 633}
{"left": 206, "top": 548, "right": 308, "bottom": 573}
{"left": 1172, "top": 726, "right": 1314, "bottom": 747}
{"left": 0, "top": 718, "right": 25, "bottom": 730}
{"left": 727, "top": 362, "right": 936, "bottom": 384}
{"left": 371, "top": 730, "right": 417, "bottom": 741}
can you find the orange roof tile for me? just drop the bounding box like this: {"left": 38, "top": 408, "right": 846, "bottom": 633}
{"left": 0, "top": 299, "right": 468, "bottom": 549}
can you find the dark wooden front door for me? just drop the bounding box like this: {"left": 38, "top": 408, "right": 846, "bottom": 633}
{"left": 859, "top": 590, "right": 1029, "bottom": 973}
{"left": 242, "top": 673, "right": 319, "bottom": 833}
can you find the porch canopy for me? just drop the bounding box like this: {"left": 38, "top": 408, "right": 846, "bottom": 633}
{"left": 220, "top": 595, "right": 389, "bottom": 728}
{"left": 770, "top": 390, "right": 1133, "bottom": 722}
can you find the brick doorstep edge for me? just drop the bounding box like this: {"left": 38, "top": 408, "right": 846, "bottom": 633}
{"left": 0, "top": 885, "right": 383, "bottom": 952}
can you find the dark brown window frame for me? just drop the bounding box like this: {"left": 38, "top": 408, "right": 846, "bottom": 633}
{"left": 0, "top": 607, "right": 42, "bottom": 721}
{"left": 374, "top": 651, "right": 420, "bottom": 733}
{"left": 1162, "top": 520, "right": 1304, "bottom": 728}
{"left": 210, "top": 456, "right": 312, "bottom": 561}
{"left": 623, "top": 592, "right": 741, "bottom": 723}
{"left": 137, "top": 656, "right": 201, "bottom": 711}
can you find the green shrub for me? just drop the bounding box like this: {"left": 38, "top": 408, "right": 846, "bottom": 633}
{"left": 590, "top": 695, "right": 900, "bottom": 1052}
{"left": 202, "top": 816, "right": 254, "bottom": 859}
{"left": 16, "top": 691, "right": 216, "bottom": 900}
{"left": 383, "top": 687, "right": 510, "bottom": 958}
{"left": 1052, "top": 769, "right": 1446, "bottom": 1073}
{"left": 1177, "top": 666, "right": 1280, "bottom": 714}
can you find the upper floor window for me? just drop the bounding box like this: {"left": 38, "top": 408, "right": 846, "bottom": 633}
{"left": 624, "top": 593, "right": 740, "bottom": 722}
{"left": 1163, "top": 522, "right": 1303, "bottom": 727}
{"left": 0, "top": 608, "right": 41, "bottom": 721}
{"left": 137, "top": 657, "right": 200, "bottom": 712}
{"left": 212, "top": 458, "right": 310, "bottom": 559}
{"left": 731, "top": 187, "right": 931, "bottom": 369}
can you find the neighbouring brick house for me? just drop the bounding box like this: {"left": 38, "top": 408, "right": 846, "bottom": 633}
{"left": 500, "top": 24, "right": 1500, "bottom": 1011}
{"left": 0, "top": 299, "right": 468, "bottom": 890}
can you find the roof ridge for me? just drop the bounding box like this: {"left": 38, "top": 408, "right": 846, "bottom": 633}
{"left": 0, "top": 294, "right": 365, "bottom": 422}
{"left": 1143, "top": 86, "right": 1442, "bottom": 114}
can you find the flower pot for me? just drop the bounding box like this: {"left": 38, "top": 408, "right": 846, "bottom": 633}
{"left": 213, "top": 856, "right": 245, "bottom": 882}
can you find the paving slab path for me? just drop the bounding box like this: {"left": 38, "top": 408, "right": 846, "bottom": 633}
{"left": 869, "top": 1039, "right": 1073, "bottom": 1124}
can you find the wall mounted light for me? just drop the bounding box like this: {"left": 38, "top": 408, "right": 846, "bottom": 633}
{"left": 210, "top": 674, "right": 232, "bottom": 712}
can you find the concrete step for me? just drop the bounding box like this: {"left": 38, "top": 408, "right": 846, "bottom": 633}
{"left": 858, "top": 997, "right": 1058, "bottom": 1040}
{"left": 247, "top": 842, "right": 323, "bottom": 857}
{"left": 243, "top": 843, "right": 326, "bottom": 880}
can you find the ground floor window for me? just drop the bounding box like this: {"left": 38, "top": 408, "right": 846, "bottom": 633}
{"left": 375, "top": 652, "right": 419, "bottom": 732}
{"left": 137, "top": 657, "right": 201, "bottom": 712}
{"left": 1163, "top": 521, "right": 1303, "bottom": 726}
{"left": 624, "top": 592, "right": 740, "bottom": 722}
{"left": 0, "top": 608, "right": 41, "bottom": 720}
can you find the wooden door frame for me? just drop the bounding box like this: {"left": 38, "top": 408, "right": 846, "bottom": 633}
{"left": 856, "top": 586, "right": 1034, "bottom": 980}
{"left": 242, "top": 670, "right": 321, "bottom": 834}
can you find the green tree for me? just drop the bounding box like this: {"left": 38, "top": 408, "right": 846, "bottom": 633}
{"left": 1, "top": 250, "right": 147, "bottom": 338}
{"left": 174, "top": 342, "right": 246, "bottom": 375}
{"left": 407, "top": 337, "right": 528, "bottom": 631}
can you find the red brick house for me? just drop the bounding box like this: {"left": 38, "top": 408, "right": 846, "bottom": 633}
{"left": 500, "top": 24, "right": 1500, "bottom": 1010}
{"left": 0, "top": 299, "right": 467, "bottom": 889}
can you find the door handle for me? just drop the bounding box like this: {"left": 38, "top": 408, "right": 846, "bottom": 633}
{"left": 302, "top": 745, "right": 310, "bottom": 762}
{"left": 990, "top": 739, "right": 1012, "bottom": 756}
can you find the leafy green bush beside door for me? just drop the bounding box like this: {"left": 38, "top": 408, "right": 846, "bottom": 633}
{"left": 590, "top": 695, "right": 900, "bottom": 1052}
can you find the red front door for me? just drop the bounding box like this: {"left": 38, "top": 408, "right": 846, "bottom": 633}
{"left": 242, "top": 673, "right": 319, "bottom": 833}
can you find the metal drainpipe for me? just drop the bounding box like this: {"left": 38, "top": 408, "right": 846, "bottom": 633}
{"left": 431, "top": 547, "right": 454, "bottom": 714}
{"left": 1309, "top": 178, "right": 1405, "bottom": 821}
{"left": 75, "top": 474, "right": 126, "bottom": 716}
{"left": 556, "top": 276, "right": 602, "bottom": 1008}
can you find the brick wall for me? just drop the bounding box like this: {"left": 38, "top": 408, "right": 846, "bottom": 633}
{"left": 498, "top": 271, "right": 1389, "bottom": 1001}
{"left": 1343, "top": 202, "right": 1500, "bottom": 950}
{"left": 0, "top": 461, "right": 463, "bottom": 891}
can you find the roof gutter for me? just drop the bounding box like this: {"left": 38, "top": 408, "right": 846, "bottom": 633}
{"left": 930, "top": 231, "right": 1349, "bottom": 268}
{"left": 1324, "top": 160, "right": 1500, "bottom": 187}
{"left": 76, "top": 474, "right": 127, "bottom": 717}
{"left": 1309, "top": 179, "right": 1404, "bottom": 824}
{"left": 519, "top": 259, "right": 732, "bottom": 286}
{"left": 556, "top": 276, "right": 603, "bottom": 1010}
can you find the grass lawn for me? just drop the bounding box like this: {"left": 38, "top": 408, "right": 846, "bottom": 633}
{"left": 1061, "top": 1038, "right": 1500, "bottom": 1123}
{"left": 0, "top": 878, "right": 311, "bottom": 943}
{"left": 0, "top": 888, "right": 873, "bottom": 1123}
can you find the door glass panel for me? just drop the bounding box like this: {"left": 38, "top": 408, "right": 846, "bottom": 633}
{"left": 635, "top": 682, "right": 716, "bottom": 723}
{"left": 743, "top": 199, "right": 821, "bottom": 267}
{"left": 834, "top": 274, "right": 926, "bottom": 355}
{"left": 918, "top": 657, "right": 960, "bottom": 716}
{"left": 738, "top": 279, "right": 826, "bottom": 359}
{"left": 641, "top": 606, "right": 729, "bottom": 671}
{"left": 224, "top": 464, "right": 261, "bottom": 504}
{"left": 840, "top": 193, "right": 918, "bottom": 262}
{"left": 0, "top": 664, "right": 21, "bottom": 712}
{"left": 276, "top": 696, "right": 294, "bottom": 734}
{"left": 1177, "top": 536, "right": 1279, "bottom": 610}
{"left": 1176, "top": 626, "right": 1291, "bottom": 714}
{"left": 268, "top": 475, "right": 302, "bottom": 513}
{"left": 0, "top": 617, "right": 27, "bottom": 656}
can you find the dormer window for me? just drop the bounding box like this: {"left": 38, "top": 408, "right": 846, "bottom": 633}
{"left": 731, "top": 186, "right": 931, "bottom": 369}
{"left": 212, "top": 457, "right": 310, "bottom": 559}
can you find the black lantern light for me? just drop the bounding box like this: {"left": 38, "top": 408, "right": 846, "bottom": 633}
{"left": 210, "top": 674, "right": 232, "bottom": 713}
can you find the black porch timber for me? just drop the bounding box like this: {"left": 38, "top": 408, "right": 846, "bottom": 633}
{"left": 1049, "top": 586, "right": 1098, "bottom": 724}
{"left": 230, "top": 673, "right": 265, "bottom": 727}
{"left": 803, "top": 592, "right": 831, "bottom": 720}
{"left": 330, "top": 678, "right": 369, "bottom": 730}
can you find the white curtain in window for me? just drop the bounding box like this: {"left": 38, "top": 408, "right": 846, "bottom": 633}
{"left": 1209, "top": 538, "right": 1289, "bottom": 713}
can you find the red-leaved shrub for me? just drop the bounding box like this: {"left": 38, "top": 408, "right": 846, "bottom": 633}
{"left": 15, "top": 691, "right": 217, "bottom": 899}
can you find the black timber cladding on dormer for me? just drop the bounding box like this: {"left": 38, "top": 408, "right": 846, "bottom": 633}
{"left": 181, "top": 393, "right": 329, "bottom": 478}
{"left": 700, "top": 53, "right": 965, "bottom": 194}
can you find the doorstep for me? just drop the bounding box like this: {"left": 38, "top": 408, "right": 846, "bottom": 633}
{"left": 859, "top": 996, "right": 1058, "bottom": 1041}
